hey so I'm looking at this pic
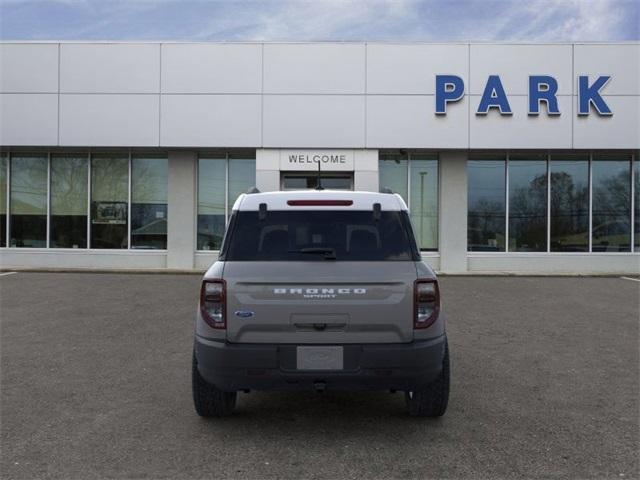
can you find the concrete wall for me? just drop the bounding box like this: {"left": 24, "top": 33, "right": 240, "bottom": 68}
{"left": 1, "top": 249, "right": 167, "bottom": 270}
{"left": 1, "top": 42, "right": 638, "bottom": 149}
{"left": 167, "top": 151, "right": 197, "bottom": 269}
{"left": 438, "top": 152, "right": 467, "bottom": 273}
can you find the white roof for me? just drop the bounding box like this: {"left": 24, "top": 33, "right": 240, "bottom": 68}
{"left": 233, "top": 190, "right": 408, "bottom": 211}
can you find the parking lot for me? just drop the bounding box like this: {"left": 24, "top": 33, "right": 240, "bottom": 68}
{"left": 0, "top": 272, "right": 638, "bottom": 479}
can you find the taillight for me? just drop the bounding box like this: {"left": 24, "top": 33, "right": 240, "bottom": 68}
{"left": 414, "top": 279, "right": 440, "bottom": 329}
{"left": 200, "top": 279, "right": 226, "bottom": 329}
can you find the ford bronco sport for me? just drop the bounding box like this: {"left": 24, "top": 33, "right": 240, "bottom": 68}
{"left": 192, "top": 190, "right": 450, "bottom": 417}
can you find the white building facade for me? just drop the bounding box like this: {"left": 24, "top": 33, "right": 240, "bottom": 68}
{"left": 0, "top": 41, "right": 638, "bottom": 273}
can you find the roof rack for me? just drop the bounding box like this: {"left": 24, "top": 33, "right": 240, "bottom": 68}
{"left": 380, "top": 187, "right": 393, "bottom": 194}
{"left": 246, "top": 186, "right": 261, "bottom": 194}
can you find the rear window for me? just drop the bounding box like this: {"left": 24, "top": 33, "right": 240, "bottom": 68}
{"left": 221, "top": 210, "right": 419, "bottom": 261}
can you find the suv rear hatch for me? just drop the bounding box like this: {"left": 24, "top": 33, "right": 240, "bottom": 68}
{"left": 221, "top": 208, "right": 420, "bottom": 344}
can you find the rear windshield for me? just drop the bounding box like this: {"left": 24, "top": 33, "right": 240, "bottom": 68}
{"left": 221, "top": 210, "right": 419, "bottom": 261}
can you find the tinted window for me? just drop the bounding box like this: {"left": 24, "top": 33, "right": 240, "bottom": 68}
{"left": 197, "top": 157, "right": 226, "bottom": 250}
{"left": 379, "top": 153, "right": 408, "bottom": 200}
{"left": 592, "top": 155, "right": 631, "bottom": 252}
{"left": 51, "top": 155, "right": 88, "bottom": 248}
{"left": 508, "top": 156, "right": 548, "bottom": 252}
{"left": 549, "top": 155, "right": 589, "bottom": 252}
{"left": 131, "top": 156, "right": 168, "bottom": 250}
{"left": 228, "top": 157, "right": 256, "bottom": 214}
{"left": 91, "top": 155, "right": 128, "bottom": 249}
{"left": 468, "top": 158, "right": 506, "bottom": 251}
{"left": 0, "top": 154, "right": 6, "bottom": 247}
{"left": 409, "top": 155, "right": 438, "bottom": 251}
{"left": 224, "top": 210, "right": 418, "bottom": 261}
{"left": 10, "top": 155, "right": 47, "bottom": 248}
{"left": 635, "top": 157, "right": 639, "bottom": 252}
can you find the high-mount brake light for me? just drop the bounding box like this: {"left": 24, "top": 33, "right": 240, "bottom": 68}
{"left": 286, "top": 200, "right": 353, "bottom": 206}
{"left": 414, "top": 279, "right": 440, "bottom": 329}
{"left": 200, "top": 279, "right": 226, "bottom": 329}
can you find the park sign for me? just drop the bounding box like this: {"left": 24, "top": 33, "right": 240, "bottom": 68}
{"left": 435, "top": 75, "right": 613, "bottom": 116}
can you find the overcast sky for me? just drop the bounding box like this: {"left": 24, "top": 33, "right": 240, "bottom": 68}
{"left": 0, "top": 0, "right": 638, "bottom": 42}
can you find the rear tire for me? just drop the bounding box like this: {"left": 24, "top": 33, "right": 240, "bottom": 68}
{"left": 405, "top": 341, "right": 450, "bottom": 417}
{"left": 192, "top": 352, "right": 237, "bottom": 417}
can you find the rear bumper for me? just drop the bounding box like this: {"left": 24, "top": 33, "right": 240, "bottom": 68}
{"left": 194, "top": 334, "right": 447, "bottom": 392}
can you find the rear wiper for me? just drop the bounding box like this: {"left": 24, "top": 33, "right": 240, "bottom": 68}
{"left": 288, "top": 247, "right": 337, "bottom": 260}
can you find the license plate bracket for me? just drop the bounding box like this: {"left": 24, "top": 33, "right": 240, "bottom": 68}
{"left": 296, "top": 346, "right": 344, "bottom": 370}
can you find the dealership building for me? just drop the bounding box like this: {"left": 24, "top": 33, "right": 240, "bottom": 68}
{"left": 0, "top": 41, "right": 638, "bottom": 274}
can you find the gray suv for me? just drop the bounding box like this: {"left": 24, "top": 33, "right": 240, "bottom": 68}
{"left": 192, "top": 190, "right": 449, "bottom": 417}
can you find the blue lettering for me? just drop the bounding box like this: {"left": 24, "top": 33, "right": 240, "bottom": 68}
{"left": 435, "top": 75, "right": 465, "bottom": 115}
{"left": 476, "top": 75, "right": 512, "bottom": 115}
{"left": 528, "top": 75, "right": 560, "bottom": 115}
{"left": 578, "top": 75, "right": 612, "bottom": 116}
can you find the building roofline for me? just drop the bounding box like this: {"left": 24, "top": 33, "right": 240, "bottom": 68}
{"left": 0, "top": 40, "right": 639, "bottom": 46}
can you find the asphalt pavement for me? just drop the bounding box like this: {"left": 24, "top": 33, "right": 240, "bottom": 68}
{"left": 1, "top": 273, "right": 638, "bottom": 479}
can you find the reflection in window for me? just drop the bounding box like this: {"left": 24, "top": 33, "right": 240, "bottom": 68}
{"left": 131, "top": 156, "right": 168, "bottom": 249}
{"left": 592, "top": 154, "right": 631, "bottom": 252}
{"left": 550, "top": 155, "right": 589, "bottom": 252}
{"left": 50, "top": 155, "right": 88, "bottom": 248}
{"left": 0, "top": 154, "right": 6, "bottom": 247}
{"left": 379, "top": 152, "right": 408, "bottom": 199}
{"left": 468, "top": 157, "right": 506, "bottom": 251}
{"left": 379, "top": 152, "right": 439, "bottom": 251}
{"left": 227, "top": 155, "right": 256, "bottom": 215}
{"left": 508, "top": 155, "right": 547, "bottom": 252}
{"left": 409, "top": 154, "right": 438, "bottom": 251}
{"left": 91, "top": 155, "right": 128, "bottom": 249}
{"left": 197, "top": 156, "right": 226, "bottom": 250}
{"left": 10, "top": 155, "right": 47, "bottom": 248}
{"left": 635, "top": 157, "right": 639, "bottom": 252}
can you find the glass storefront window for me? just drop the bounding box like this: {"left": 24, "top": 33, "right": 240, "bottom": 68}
{"left": 227, "top": 155, "right": 256, "bottom": 215}
{"left": 379, "top": 152, "right": 408, "bottom": 200}
{"left": 468, "top": 157, "right": 506, "bottom": 252}
{"left": 50, "top": 155, "right": 88, "bottom": 248}
{"left": 0, "top": 154, "right": 7, "bottom": 247}
{"left": 91, "top": 154, "right": 128, "bottom": 249}
{"left": 10, "top": 155, "right": 47, "bottom": 248}
{"left": 197, "top": 153, "right": 257, "bottom": 251}
{"left": 131, "top": 156, "right": 168, "bottom": 249}
{"left": 379, "top": 152, "right": 439, "bottom": 251}
{"left": 508, "top": 154, "right": 548, "bottom": 252}
{"left": 592, "top": 154, "right": 631, "bottom": 252}
{"left": 409, "top": 154, "right": 438, "bottom": 251}
{"left": 197, "top": 156, "right": 226, "bottom": 250}
{"left": 634, "top": 155, "right": 639, "bottom": 252}
{"left": 549, "top": 155, "right": 589, "bottom": 252}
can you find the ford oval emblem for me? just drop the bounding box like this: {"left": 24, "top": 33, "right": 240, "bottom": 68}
{"left": 234, "top": 310, "right": 255, "bottom": 318}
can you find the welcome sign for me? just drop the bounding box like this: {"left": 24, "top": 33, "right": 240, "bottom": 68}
{"left": 279, "top": 150, "right": 355, "bottom": 171}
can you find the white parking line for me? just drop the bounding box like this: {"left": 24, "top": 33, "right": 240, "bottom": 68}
{"left": 620, "top": 276, "right": 640, "bottom": 283}
{"left": 0, "top": 271, "right": 17, "bottom": 277}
